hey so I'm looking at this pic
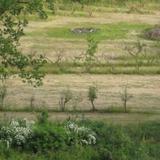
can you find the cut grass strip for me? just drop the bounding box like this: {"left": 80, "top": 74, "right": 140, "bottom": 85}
{"left": 26, "top": 22, "right": 151, "bottom": 40}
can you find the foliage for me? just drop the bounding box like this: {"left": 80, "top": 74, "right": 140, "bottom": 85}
{"left": 0, "top": 119, "right": 34, "bottom": 148}
{"left": 37, "top": 110, "right": 49, "bottom": 124}
{"left": 84, "top": 36, "right": 98, "bottom": 72}
{"left": 0, "top": 0, "right": 54, "bottom": 86}
{"left": 26, "top": 122, "right": 67, "bottom": 153}
{"left": 66, "top": 121, "right": 96, "bottom": 145}
{"left": 0, "top": 119, "right": 159, "bottom": 160}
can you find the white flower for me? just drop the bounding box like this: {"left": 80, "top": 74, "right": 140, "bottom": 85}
{"left": 81, "top": 139, "right": 89, "bottom": 145}
{"left": 66, "top": 121, "right": 96, "bottom": 146}
{"left": 88, "top": 134, "right": 96, "bottom": 144}
{"left": 0, "top": 118, "right": 34, "bottom": 148}
{"left": 10, "top": 120, "right": 19, "bottom": 127}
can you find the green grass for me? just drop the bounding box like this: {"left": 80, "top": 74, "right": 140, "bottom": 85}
{"left": 58, "top": 0, "right": 160, "bottom": 10}
{"left": 3, "top": 105, "right": 159, "bottom": 115}
{"left": 40, "top": 62, "right": 160, "bottom": 75}
{"left": 26, "top": 22, "right": 151, "bottom": 40}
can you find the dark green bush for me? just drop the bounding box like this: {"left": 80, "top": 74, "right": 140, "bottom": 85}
{"left": 26, "top": 122, "right": 67, "bottom": 153}
{"left": 37, "top": 110, "right": 49, "bottom": 124}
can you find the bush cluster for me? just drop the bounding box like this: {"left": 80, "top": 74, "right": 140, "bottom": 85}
{"left": 0, "top": 116, "right": 96, "bottom": 153}
{"left": 0, "top": 119, "right": 34, "bottom": 148}
{"left": 66, "top": 121, "right": 96, "bottom": 145}
{"left": 0, "top": 116, "right": 159, "bottom": 160}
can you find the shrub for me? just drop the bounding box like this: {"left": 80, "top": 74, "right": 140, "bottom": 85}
{"left": 0, "top": 119, "right": 34, "bottom": 148}
{"left": 98, "top": 147, "right": 113, "bottom": 160}
{"left": 66, "top": 121, "right": 96, "bottom": 146}
{"left": 37, "top": 110, "right": 49, "bottom": 124}
{"left": 26, "top": 122, "right": 67, "bottom": 153}
{"left": 0, "top": 118, "right": 159, "bottom": 160}
{"left": 144, "top": 26, "right": 160, "bottom": 40}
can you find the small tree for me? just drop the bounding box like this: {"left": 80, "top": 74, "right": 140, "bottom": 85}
{"left": 88, "top": 85, "right": 97, "bottom": 111}
{"left": 38, "top": 110, "right": 49, "bottom": 124}
{"left": 0, "top": 0, "right": 54, "bottom": 111}
{"left": 72, "top": 92, "right": 83, "bottom": 111}
{"left": 59, "top": 88, "right": 72, "bottom": 112}
{"left": 125, "top": 41, "right": 145, "bottom": 72}
{"left": 120, "top": 86, "right": 132, "bottom": 113}
{"left": 84, "top": 36, "right": 98, "bottom": 72}
{"left": 30, "top": 94, "right": 35, "bottom": 110}
{"left": 0, "top": 84, "right": 7, "bottom": 110}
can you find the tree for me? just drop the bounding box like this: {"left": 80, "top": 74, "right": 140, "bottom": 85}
{"left": 0, "top": 84, "right": 7, "bottom": 110}
{"left": 88, "top": 85, "right": 97, "bottom": 111}
{"left": 59, "top": 88, "right": 72, "bottom": 112}
{"left": 85, "top": 36, "right": 98, "bottom": 72}
{"left": 120, "top": 86, "right": 132, "bottom": 113}
{"left": 0, "top": 0, "right": 54, "bottom": 87}
{"left": 125, "top": 40, "right": 145, "bottom": 72}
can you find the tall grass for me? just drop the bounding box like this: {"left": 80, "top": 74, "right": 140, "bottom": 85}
{"left": 0, "top": 119, "right": 159, "bottom": 160}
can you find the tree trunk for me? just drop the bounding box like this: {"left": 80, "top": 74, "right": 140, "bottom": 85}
{"left": 124, "top": 100, "right": 127, "bottom": 113}
{"left": 59, "top": 98, "right": 65, "bottom": 112}
{"left": 91, "top": 101, "right": 96, "bottom": 111}
{"left": 0, "top": 98, "right": 4, "bottom": 111}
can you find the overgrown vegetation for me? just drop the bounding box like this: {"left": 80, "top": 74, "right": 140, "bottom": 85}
{"left": 0, "top": 116, "right": 159, "bottom": 160}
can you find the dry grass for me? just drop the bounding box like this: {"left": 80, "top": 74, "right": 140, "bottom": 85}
{"left": 2, "top": 6, "right": 159, "bottom": 124}
{"left": 20, "top": 11, "right": 160, "bottom": 63}
{"left": 4, "top": 74, "right": 160, "bottom": 113}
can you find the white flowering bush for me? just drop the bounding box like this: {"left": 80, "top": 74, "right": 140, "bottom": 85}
{"left": 66, "top": 121, "right": 96, "bottom": 145}
{"left": 0, "top": 118, "right": 34, "bottom": 148}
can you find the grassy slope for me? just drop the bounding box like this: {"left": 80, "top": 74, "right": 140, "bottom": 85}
{"left": 26, "top": 22, "right": 151, "bottom": 40}
{"left": 2, "top": 1, "right": 160, "bottom": 123}
{"left": 22, "top": 8, "right": 160, "bottom": 75}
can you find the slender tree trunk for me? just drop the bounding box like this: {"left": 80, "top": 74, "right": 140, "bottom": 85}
{"left": 59, "top": 98, "right": 65, "bottom": 112}
{"left": 124, "top": 100, "right": 127, "bottom": 113}
{"left": 135, "top": 58, "right": 140, "bottom": 72}
{"left": 0, "top": 98, "right": 3, "bottom": 110}
{"left": 91, "top": 101, "right": 96, "bottom": 111}
{"left": 63, "top": 102, "right": 66, "bottom": 112}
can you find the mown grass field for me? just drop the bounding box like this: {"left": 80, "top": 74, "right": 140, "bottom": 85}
{"left": 1, "top": 0, "right": 160, "bottom": 124}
